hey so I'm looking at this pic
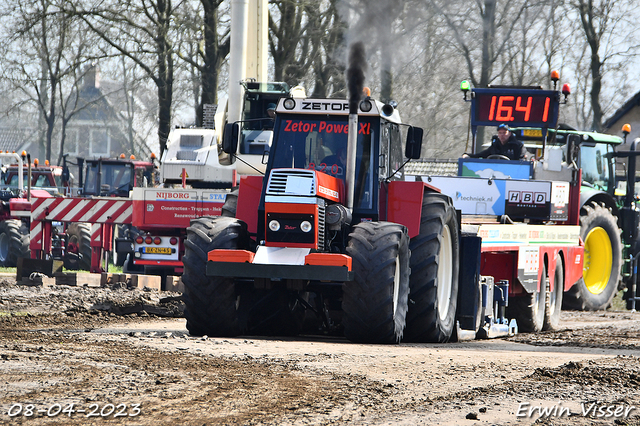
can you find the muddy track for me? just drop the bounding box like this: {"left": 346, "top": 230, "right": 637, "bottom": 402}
{"left": 1, "top": 280, "right": 640, "bottom": 425}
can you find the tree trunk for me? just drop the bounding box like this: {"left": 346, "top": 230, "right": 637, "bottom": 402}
{"left": 198, "top": 0, "right": 220, "bottom": 126}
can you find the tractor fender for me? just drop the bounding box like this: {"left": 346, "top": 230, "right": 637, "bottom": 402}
{"left": 580, "top": 187, "right": 617, "bottom": 215}
{"left": 236, "top": 175, "right": 264, "bottom": 235}
{"left": 387, "top": 181, "right": 443, "bottom": 239}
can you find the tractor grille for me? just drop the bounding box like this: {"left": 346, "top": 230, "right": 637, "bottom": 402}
{"left": 318, "top": 199, "right": 326, "bottom": 251}
{"left": 267, "top": 169, "right": 316, "bottom": 196}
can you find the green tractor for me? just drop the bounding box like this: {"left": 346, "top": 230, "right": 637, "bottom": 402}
{"left": 515, "top": 125, "right": 635, "bottom": 310}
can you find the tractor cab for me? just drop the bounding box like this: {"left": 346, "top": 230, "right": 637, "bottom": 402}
{"left": 251, "top": 97, "right": 417, "bottom": 249}
{"left": 82, "top": 157, "right": 157, "bottom": 197}
{"left": 239, "top": 81, "right": 292, "bottom": 155}
{"left": 265, "top": 103, "right": 405, "bottom": 216}
{"left": 514, "top": 126, "right": 623, "bottom": 197}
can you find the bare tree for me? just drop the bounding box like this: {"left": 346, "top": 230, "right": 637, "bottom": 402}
{"left": 175, "top": 0, "right": 230, "bottom": 125}
{"left": 1, "top": 0, "right": 96, "bottom": 162}
{"left": 568, "top": 0, "right": 639, "bottom": 131}
{"left": 70, "top": 0, "right": 183, "bottom": 156}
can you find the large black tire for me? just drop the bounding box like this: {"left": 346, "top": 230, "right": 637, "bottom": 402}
{"left": 508, "top": 270, "right": 546, "bottom": 333}
{"left": 404, "top": 193, "right": 460, "bottom": 343}
{"left": 65, "top": 223, "right": 92, "bottom": 270}
{"left": 221, "top": 188, "right": 238, "bottom": 218}
{"left": 563, "top": 203, "right": 622, "bottom": 310}
{"left": 181, "top": 216, "right": 251, "bottom": 337}
{"left": 0, "top": 220, "right": 29, "bottom": 267}
{"left": 543, "top": 256, "right": 564, "bottom": 331}
{"left": 342, "top": 222, "right": 410, "bottom": 344}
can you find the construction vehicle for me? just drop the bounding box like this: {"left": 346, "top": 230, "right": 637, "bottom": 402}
{"left": 179, "top": 61, "right": 584, "bottom": 342}
{"left": 160, "top": 81, "right": 296, "bottom": 190}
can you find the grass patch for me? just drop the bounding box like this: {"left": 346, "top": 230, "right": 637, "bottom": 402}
{"left": 0, "top": 262, "right": 123, "bottom": 276}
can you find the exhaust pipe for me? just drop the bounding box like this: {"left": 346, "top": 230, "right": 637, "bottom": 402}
{"left": 345, "top": 42, "right": 366, "bottom": 212}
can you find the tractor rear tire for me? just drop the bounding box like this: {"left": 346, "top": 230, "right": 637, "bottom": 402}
{"left": 0, "top": 220, "right": 29, "bottom": 267}
{"left": 404, "top": 193, "right": 460, "bottom": 343}
{"left": 543, "top": 256, "right": 564, "bottom": 331}
{"left": 65, "top": 223, "right": 92, "bottom": 271}
{"left": 563, "top": 203, "right": 621, "bottom": 310}
{"left": 342, "top": 222, "right": 410, "bottom": 344}
{"left": 221, "top": 188, "right": 238, "bottom": 218}
{"left": 508, "top": 273, "right": 546, "bottom": 333}
{"left": 182, "top": 216, "right": 251, "bottom": 337}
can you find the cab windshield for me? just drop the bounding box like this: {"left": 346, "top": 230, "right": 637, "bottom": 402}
{"left": 580, "top": 143, "right": 613, "bottom": 192}
{"left": 270, "top": 115, "right": 377, "bottom": 210}
{"left": 85, "top": 163, "right": 133, "bottom": 196}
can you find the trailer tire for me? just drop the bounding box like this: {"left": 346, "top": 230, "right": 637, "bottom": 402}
{"left": 122, "top": 253, "right": 144, "bottom": 274}
{"left": 404, "top": 193, "right": 460, "bottom": 343}
{"left": 65, "top": 223, "right": 92, "bottom": 271}
{"left": 563, "top": 203, "right": 621, "bottom": 310}
{"left": 342, "top": 222, "right": 410, "bottom": 344}
{"left": 509, "top": 274, "right": 546, "bottom": 333}
{"left": 221, "top": 188, "right": 238, "bottom": 217}
{"left": 543, "top": 256, "right": 563, "bottom": 331}
{"left": 0, "top": 220, "right": 29, "bottom": 267}
{"left": 182, "top": 217, "right": 251, "bottom": 337}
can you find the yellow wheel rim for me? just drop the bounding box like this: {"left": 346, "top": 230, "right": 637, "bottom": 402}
{"left": 583, "top": 227, "right": 613, "bottom": 295}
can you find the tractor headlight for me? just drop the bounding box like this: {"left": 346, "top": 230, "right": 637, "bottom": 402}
{"left": 283, "top": 98, "right": 296, "bottom": 110}
{"left": 269, "top": 220, "right": 281, "bottom": 231}
{"left": 300, "top": 220, "right": 312, "bottom": 233}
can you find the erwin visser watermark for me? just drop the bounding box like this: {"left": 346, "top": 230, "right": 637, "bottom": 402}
{"left": 516, "top": 402, "right": 636, "bottom": 419}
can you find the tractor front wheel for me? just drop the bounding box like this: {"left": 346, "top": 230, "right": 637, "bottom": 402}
{"left": 0, "top": 220, "right": 29, "bottom": 267}
{"left": 342, "top": 222, "right": 410, "bottom": 344}
{"left": 182, "top": 216, "right": 251, "bottom": 337}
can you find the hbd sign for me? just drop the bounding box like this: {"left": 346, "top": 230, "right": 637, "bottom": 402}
{"left": 504, "top": 180, "right": 552, "bottom": 221}
{"left": 508, "top": 191, "right": 547, "bottom": 204}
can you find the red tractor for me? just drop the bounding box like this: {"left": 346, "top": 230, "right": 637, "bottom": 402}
{"left": 181, "top": 92, "right": 466, "bottom": 343}
{"left": 0, "top": 153, "right": 64, "bottom": 267}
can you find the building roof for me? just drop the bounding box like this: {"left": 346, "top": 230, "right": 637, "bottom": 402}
{"left": 603, "top": 90, "right": 640, "bottom": 130}
{"left": 404, "top": 158, "right": 459, "bottom": 176}
{"left": 0, "top": 128, "right": 35, "bottom": 153}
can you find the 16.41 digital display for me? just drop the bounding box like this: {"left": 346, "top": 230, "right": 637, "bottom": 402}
{"left": 472, "top": 89, "right": 560, "bottom": 128}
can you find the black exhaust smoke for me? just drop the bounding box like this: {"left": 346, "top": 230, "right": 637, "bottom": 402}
{"left": 347, "top": 42, "right": 367, "bottom": 114}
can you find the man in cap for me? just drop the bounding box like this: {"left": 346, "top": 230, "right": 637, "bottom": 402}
{"left": 462, "top": 124, "right": 526, "bottom": 161}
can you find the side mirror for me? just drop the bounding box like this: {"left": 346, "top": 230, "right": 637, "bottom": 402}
{"left": 405, "top": 126, "right": 423, "bottom": 159}
{"left": 222, "top": 122, "right": 240, "bottom": 154}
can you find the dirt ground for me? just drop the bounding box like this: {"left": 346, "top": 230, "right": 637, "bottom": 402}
{"left": 1, "top": 277, "right": 640, "bottom": 425}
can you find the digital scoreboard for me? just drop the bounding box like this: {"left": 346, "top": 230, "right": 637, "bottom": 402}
{"left": 471, "top": 88, "right": 560, "bottom": 129}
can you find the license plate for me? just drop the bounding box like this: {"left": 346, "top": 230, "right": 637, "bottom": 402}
{"left": 143, "top": 247, "right": 172, "bottom": 254}
{"left": 523, "top": 129, "right": 542, "bottom": 137}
